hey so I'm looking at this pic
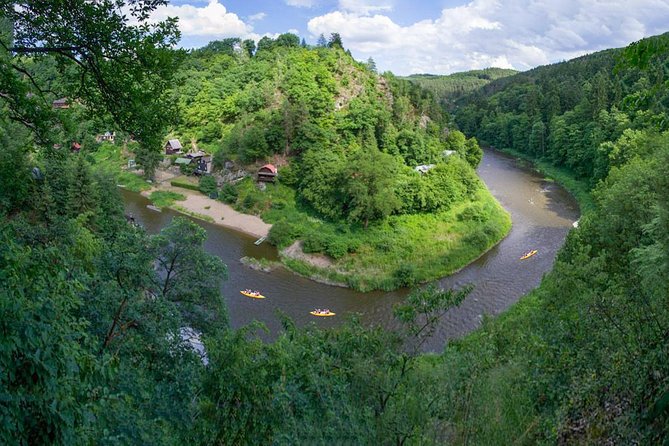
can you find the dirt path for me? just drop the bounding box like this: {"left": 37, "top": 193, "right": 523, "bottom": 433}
{"left": 281, "top": 241, "right": 334, "bottom": 268}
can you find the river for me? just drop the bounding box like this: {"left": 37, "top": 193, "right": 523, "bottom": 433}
{"left": 121, "top": 149, "right": 580, "bottom": 352}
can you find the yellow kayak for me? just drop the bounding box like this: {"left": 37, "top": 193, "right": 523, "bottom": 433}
{"left": 310, "top": 310, "right": 336, "bottom": 317}
{"left": 520, "top": 250, "right": 538, "bottom": 260}
{"left": 240, "top": 290, "right": 265, "bottom": 299}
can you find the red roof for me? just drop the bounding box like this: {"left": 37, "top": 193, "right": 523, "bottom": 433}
{"left": 258, "top": 164, "right": 277, "bottom": 175}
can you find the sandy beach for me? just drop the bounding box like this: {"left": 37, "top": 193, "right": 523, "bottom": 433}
{"left": 141, "top": 175, "right": 271, "bottom": 238}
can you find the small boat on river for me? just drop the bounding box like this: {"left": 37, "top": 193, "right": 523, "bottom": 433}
{"left": 520, "top": 249, "right": 538, "bottom": 260}
{"left": 310, "top": 309, "right": 336, "bottom": 317}
{"left": 240, "top": 289, "right": 265, "bottom": 299}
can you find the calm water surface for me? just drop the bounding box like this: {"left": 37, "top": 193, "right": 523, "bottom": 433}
{"left": 122, "top": 149, "right": 579, "bottom": 351}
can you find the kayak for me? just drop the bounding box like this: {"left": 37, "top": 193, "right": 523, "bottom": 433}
{"left": 310, "top": 311, "right": 336, "bottom": 317}
{"left": 240, "top": 290, "right": 265, "bottom": 299}
{"left": 520, "top": 250, "right": 538, "bottom": 260}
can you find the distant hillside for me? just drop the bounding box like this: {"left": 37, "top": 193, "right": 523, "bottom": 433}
{"left": 402, "top": 68, "right": 517, "bottom": 109}
{"left": 452, "top": 44, "right": 649, "bottom": 183}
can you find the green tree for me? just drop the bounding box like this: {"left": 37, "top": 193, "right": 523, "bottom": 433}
{"left": 242, "top": 38, "right": 256, "bottom": 57}
{"left": 0, "top": 231, "right": 96, "bottom": 445}
{"left": 0, "top": 0, "right": 182, "bottom": 177}
{"left": 529, "top": 120, "right": 546, "bottom": 157}
{"left": 464, "top": 136, "right": 483, "bottom": 168}
{"left": 67, "top": 155, "right": 97, "bottom": 220}
{"left": 342, "top": 148, "right": 401, "bottom": 227}
{"left": 275, "top": 33, "right": 300, "bottom": 48}
{"left": 149, "top": 217, "right": 228, "bottom": 331}
{"left": 328, "top": 33, "right": 343, "bottom": 49}
{"left": 366, "top": 56, "right": 377, "bottom": 73}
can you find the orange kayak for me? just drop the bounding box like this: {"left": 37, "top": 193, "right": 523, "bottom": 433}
{"left": 240, "top": 290, "right": 265, "bottom": 299}
{"left": 520, "top": 250, "right": 538, "bottom": 260}
{"left": 310, "top": 310, "right": 336, "bottom": 317}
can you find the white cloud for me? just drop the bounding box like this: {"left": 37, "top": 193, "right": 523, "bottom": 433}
{"left": 308, "top": 0, "right": 669, "bottom": 75}
{"left": 248, "top": 12, "right": 267, "bottom": 22}
{"left": 285, "top": 0, "right": 317, "bottom": 7}
{"left": 150, "top": 0, "right": 252, "bottom": 38}
{"left": 338, "top": 0, "right": 393, "bottom": 15}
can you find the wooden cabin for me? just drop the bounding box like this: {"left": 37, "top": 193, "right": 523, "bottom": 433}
{"left": 257, "top": 164, "right": 278, "bottom": 183}
{"left": 52, "top": 98, "right": 69, "bottom": 109}
{"left": 164, "top": 139, "right": 183, "bottom": 155}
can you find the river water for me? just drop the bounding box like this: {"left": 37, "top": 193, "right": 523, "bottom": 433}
{"left": 122, "top": 149, "right": 579, "bottom": 352}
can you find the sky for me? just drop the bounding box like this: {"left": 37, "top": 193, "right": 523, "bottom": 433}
{"left": 149, "top": 0, "right": 669, "bottom": 75}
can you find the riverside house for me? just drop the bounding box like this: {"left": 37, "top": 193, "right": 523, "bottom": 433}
{"left": 257, "top": 164, "right": 277, "bottom": 182}
{"left": 52, "top": 98, "right": 69, "bottom": 109}
{"left": 164, "top": 139, "right": 183, "bottom": 155}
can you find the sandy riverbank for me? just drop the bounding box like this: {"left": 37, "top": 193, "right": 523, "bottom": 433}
{"left": 142, "top": 183, "right": 271, "bottom": 239}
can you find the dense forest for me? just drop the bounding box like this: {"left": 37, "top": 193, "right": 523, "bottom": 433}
{"left": 1, "top": 1, "right": 668, "bottom": 444}
{"left": 403, "top": 68, "right": 517, "bottom": 110}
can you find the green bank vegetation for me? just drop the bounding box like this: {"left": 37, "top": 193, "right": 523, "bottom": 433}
{"left": 225, "top": 176, "right": 509, "bottom": 290}
{"left": 148, "top": 190, "right": 186, "bottom": 208}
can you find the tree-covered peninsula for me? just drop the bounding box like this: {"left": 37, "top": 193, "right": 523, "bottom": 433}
{"left": 162, "top": 36, "right": 510, "bottom": 291}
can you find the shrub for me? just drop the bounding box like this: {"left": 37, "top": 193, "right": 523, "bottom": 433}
{"left": 278, "top": 164, "right": 298, "bottom": 186}
{"left": 271, "top": 199, "right": 286, "bottom": 210}
{"left": 170, "top": 179, "right": 199, "bottom": 191}
{"left": 463, "top": 230, "right": 488, "bottom": 250}
{"left": 458, "top": 203, "right": 487, "bottom": 222}
{"left": 219, "top": 183, "right": 238, "bottom": 204}
{"left": 241, "top": 193, "right": 259, "bottom": 212}
{"left": 303, "top": 233, "right": 328, "bottom": 253}
{"left": 180, "top": 162, "right": 195, "bottom": 175}
{"left": 325, "top": 238, "right": 348, "bottom": 259}
{"left": 268, "top": 220, "right": 303, "bottom": 247}
{"left": 394, "top": 263, "right": 419, "bottom": 288}
{"left": 346, "top": 239, "right": 361, "bottom": 254}
{"left": 374, "top": 239, "right": 392, "bottom": 253}
{"left": 199, "top": 175, "right": 218, "bottom": 196}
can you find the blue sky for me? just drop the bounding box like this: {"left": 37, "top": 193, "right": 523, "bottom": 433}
{"left": 151, "top": 0, "right": 669, "bottom": 75}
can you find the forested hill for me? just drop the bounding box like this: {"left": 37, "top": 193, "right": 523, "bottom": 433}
{"left": 162, "top": 36, "right": 509, "bottom": 291}
{"left": 173, "top": 36, "right": 448, "bottom": 164}
{"left": 454, "top": 35, "right": 669, "bottom": 185}
{"left": 402, "top": 68, "right": 517, "bottom": 109}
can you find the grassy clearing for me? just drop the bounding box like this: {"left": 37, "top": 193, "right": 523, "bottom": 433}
{"left": 172, "top": 205, "right": 215, "bottom": 223}
{"left": 224, "top": 178, "right": 511, "bottom": 291}
{"left": 149, "top": 190, "right": 186, "bottom": 208}
{"left": 170, "top": 176, "right": 200, "bottom": 191}
{"left": 87, "top": 142, "right": 152, "bottom": 192}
